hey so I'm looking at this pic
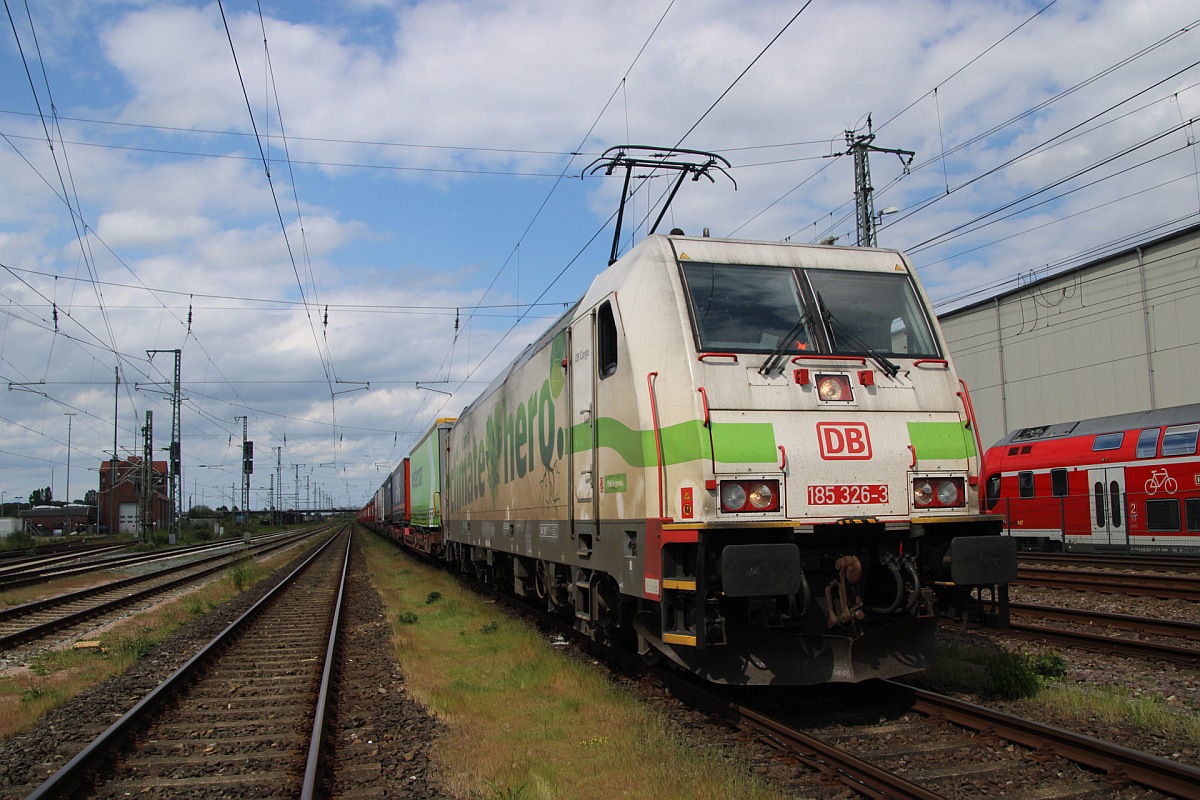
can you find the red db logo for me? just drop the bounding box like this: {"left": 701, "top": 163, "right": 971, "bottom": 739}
{"left": 817, "top": 422, "right": 872, "bottom": 460}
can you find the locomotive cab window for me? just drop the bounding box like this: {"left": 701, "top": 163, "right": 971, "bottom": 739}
{"left": 1136, "top": 428, "right": 1160, "bottom": 458}
{"left": 597, "top": 301, "right": 618, "bottom": 379}
{"left": 679, "top": 260, "right": 941, "bottom": 359}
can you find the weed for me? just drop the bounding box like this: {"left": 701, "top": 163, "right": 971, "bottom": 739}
{"left": 471, "top": 781, "right": 526, "bottom": 800}
{"left": 425, "top": 591, "right": 442, "bottom": 605}
{"left": 110, "top": 627, "right": 155, "bottom": 661}
{"left": 398, "top": 611, "right": 419, "bottom": 625}
{"left": 984, "top": 649, "right": 1040, "bottom": 700}
{"left": 480, "top": 621, "right": 499, "bottom": 635}
{"left": 183, "top": 597, "right": 204, "bottom": 616}
{"left": 1030, "top": 650, "right": 1067, "bottom": 679}
{"left": 228, "top": 555, "right": 256, "bottom": 591}
{"left": 20, "top": 685, "right": 63, "bottom": 704}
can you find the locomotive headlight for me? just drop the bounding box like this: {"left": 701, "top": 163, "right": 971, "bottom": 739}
{"left": 936, "top": 480, "right": 960, "bottom": 506}
{"left": 913, "top": 477, "right": 966, "bottom": 509}
{"left": 721, "top": 483, "right": 747, "bottom": 511}
{"left": 816, "top": 374, "right": 853, "bottom": 402}
{"left": 719, "top": 479, "right": 781, "bottom": 513}
{"left": 747, "top": 482, "right": 774, "bottom": 509}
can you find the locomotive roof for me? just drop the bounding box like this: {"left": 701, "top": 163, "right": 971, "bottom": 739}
{"left": 994, "top": 402, "right": 1200, "bottom": 447}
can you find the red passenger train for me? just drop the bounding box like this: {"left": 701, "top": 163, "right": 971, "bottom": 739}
{"left": 981, "top": 403, "right": 1200, "bottom": 552}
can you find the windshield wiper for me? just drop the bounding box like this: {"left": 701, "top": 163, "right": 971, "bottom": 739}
{"left": 823, "top": 309, "right": 901, "bottom": 379}
{"left": 759, "top": 314, "right": 815, "bottom": 376}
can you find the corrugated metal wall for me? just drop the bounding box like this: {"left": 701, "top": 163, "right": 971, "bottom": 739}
{"left": 938, "top": 224, "right": 1200, "bottom": 449}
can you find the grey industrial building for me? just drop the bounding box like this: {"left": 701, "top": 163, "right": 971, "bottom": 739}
{"left": 938, "top": 222, "right": 1200, "bottom": 450}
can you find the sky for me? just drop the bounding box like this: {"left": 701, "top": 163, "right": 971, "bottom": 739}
{"left": 1, "top": 0, "right": 1198, "bottom": 513}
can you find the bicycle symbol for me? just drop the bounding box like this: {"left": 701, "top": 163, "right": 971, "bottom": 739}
{"left": 1145, "top": 468, "right": 1178, "bottom": 496}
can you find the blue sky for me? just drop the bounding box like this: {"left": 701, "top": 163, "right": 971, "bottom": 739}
{"left": 2, "top": 0, "right": 1198, "bottom": 511}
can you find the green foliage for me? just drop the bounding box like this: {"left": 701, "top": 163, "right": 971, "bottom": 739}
{"left": 20, "top": 685, "right": 66, "bottom": 704}
{"left": 479, "top": 621, "right": 499, "bottom": 635}
{"left": 1030, "top": 650, "right": 1067, "bottom": 679}
{"left": 425, "top": 591, "right": 442, "bottom": 605}
{"left": 983, "top": 649, "right": 1040, "bottom": 699}
{"left": 111, "top": 627, "right": 155, "bottom": 661}
{"left": 397, "top": 611, "right": 419, "bottom": 625}
{"left": 471, "top": 781, "right": 527, "bottom": 800}
{"left": 228, "top": 555, "right": 256, "bottom": 591}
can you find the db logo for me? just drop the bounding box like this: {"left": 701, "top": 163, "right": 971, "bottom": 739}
{"left": 817, "top": 422, "right": 872, "bottom": 460}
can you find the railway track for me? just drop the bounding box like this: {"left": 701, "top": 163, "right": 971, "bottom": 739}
{"left": 661, "top": 670, "right": 1200, "bottom": 798}
{"left": 0, "top": 529, "right": 308, "bottom": 592}
{"left": 1020, "top": 552, "right": 1200, "bottom": 572}
{"left": 0, "top": 529, "right": 322, "bottom": 655}
{"left": 25, "top": 526, "right": 352, "bottom": 799}
{"left": 1003, "top": 601, "right": 1200, "bottom": 666}
{"left": 1016, "top": 565, "right": 1200, "bottom": 600}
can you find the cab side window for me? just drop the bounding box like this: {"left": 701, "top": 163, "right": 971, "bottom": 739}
{"left": 597, "top": 302, "right": 618, "bottom": 379}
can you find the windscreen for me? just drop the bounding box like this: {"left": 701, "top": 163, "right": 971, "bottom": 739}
{"left": 682, "top": 263, "right": 812, "bottom": 352}
{"left": 680, "top": 261, "right": 940, "bottom": 358}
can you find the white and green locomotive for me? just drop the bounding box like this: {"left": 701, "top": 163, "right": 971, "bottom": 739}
{"left": 437, "top": 231, "right": 1015, "bottom": 685}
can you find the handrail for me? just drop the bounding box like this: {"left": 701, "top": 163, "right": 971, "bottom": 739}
{"left": 698, "top": 387, "right": 710, "bottom": 428}
{"left": 647, "top": 372, "right": 665, "bottom": 519}
{"left": 957, "top": 380, "right": 985, "bottom": 472}
{"left": 698, "top": 352, "right": 739, "bottom": 363}
{"left": 791, "top": 354, "right": 867, "bottom": 365}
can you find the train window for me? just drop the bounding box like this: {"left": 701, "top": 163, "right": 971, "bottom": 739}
{"left": 1146, "top": 498, "right": 1180, "bottom": 531}
{"left": 1018, "top": 471, "right": 1034, "bottom": 498}
{"left": 1109, "top": 481, "right": 1122, "bottom": 528}
{"left": 984, "top": 475, "right": 1001, "bottom": 510}
{"left": 1186, "top": 498, "right": 1200, "bottom": 531}
{"left": 1050, "top": 469, "right": 1068, "bottom": 497}
{"left": 1091, "top": 432, "right": 1124, "bottom": 451}
{"left": 597, "top": 302, "right": 618, "bottom": 379}
{"left": 1136, "top": 428, "right": 1160, "bottom": 458}
{"left": 1093, "top": 482, "right": 1105, "bottom": 527}
{"left": 1161, "top": 424, "right": 1199, "bottom": 457}
{"left": 680, "top": 262, "right": 809, "bottom": 353}
{"left": 805, "top": 269, "right": 940, "bottom": 357}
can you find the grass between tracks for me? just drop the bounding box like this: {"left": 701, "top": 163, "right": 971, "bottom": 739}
{"left": 0, "top": 544, "right": 294, "bottom": 740}
{"left": 923, "top": 636, "right": 1200, "bottom": 748}
{"left": 358, "top": 531, "right": 786, "bottom": 800}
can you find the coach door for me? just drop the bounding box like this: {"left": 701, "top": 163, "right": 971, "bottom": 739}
{"left": 1087, "top": 467, "right": 1127, "bottom": 547}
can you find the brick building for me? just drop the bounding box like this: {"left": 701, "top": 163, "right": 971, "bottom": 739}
{"left": 97, "top": 457, "right": 170, "bottom": 535}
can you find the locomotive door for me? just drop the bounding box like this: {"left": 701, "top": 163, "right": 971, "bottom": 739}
{"left": 567, "top": 296, "right": 623, "bottom": 551}
{"left": 1086, "top": 467, "right": 1127, "bottom": 547}
{"left": 569, "top": 307, "right": 599, "bottom": 539}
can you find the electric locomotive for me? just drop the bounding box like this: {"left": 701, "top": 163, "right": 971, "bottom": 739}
{"left": 415, "top": 229, "right": 1014, "bottom": 685}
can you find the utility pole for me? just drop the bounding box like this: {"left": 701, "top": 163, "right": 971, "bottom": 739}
{"left": 147, "top": 349, "right": 182, "bottom": 538}
{"left": 235, "top": 416, "right": 251, "bottom": 519}
{"left": 140, "top": 411, "right": 153, "bottom": 544}
{"left": 842, "top": 115, "right": 914, "bottom": 247}
{"left": 111, "top": 366, "right": 119, "bottom": 536}
{"left": 293, "top": 465, "right": 300, "bottom": 517}
{"left": 64, "top": 412, "right": 76, "bottom": 505}
{"left": 275, "top": 447, "right": 282, "bottom": 525}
